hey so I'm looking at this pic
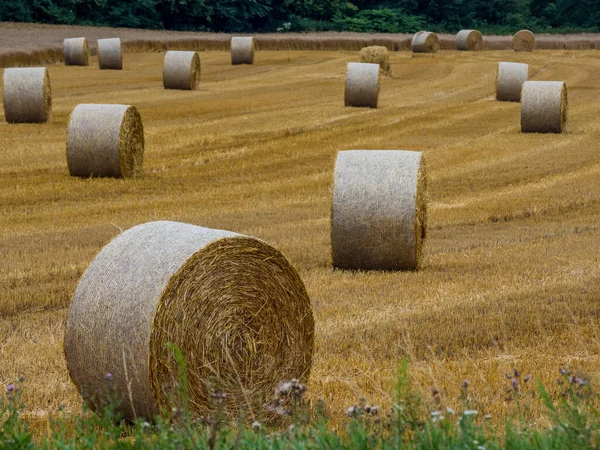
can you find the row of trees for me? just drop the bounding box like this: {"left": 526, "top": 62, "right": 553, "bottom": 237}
{"left": 1, "top": 0, "right": 598, "bottom": 33}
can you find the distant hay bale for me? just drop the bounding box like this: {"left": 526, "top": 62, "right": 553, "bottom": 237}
{"left": 64, "top": 38, "right": 90, "bottom": 66}
{"left": 344, "top": 62, "right": 380, "bottom": 108}
{"left": 521, "top": 81, "right": 567, "bottom": 133}
{"left": 331, "top": 150, "right": 427, "bottom": 271}
{"left": 496, "top": 62, "right": 529, "bottom": 102}
{"left": 359, "top": 46, "right": 392, "bottom": 77}
{"left": 411, "top": 31, "right": 440, "bottom": 53}
{"left": 231, "top": 37, "right": 254, "bottom": 65}
{"left": 512, "top": 30, "right": 536, "bottom": 52}
{"left": 456, "top": 30, "right": 483, "bottom": 51}
{"left": 163, "top": 51, "right": 201, "bottom": 90}
{"left": 64, "top": 220, "right": 314, "bottom": 421}
{"left": 3, "top": 67, "right": 51, "bottom": 123}
{"left": 98, "top": 38, "right": 122, "bottom": 70}
{"left": 66, "top": 104, "right": 144, "bottom": 178}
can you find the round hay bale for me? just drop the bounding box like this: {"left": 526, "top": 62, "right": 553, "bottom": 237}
{"left": 512, "top": 30, "right": 536, "bottom": 52}
{"left": 66, "top": 104, "right": 144, "bottom": 178}
{"left": 231, "top": 37, "right": 254, "bottom": 65}
{"left": 64, "top": 37, "right": 90, "bottom": 66}
{"left": 98, "top": 38, "right": 122, "bottom": 70}
{"left": 331, "top": 150, "right": 427, "bottom": 271}
{"left": 521, "top": 81, "right": 567, "bottom": 133}
{"left": 359, "top": 46, "right": 392, "bottom": 77}
{"left": 456, "top": 30, "right": 483, "bottom": 51}
{"left": 163, "top": 51, "right": 201, "bottom": 90}
{"left": 496, "top": 62, "right": 529, "bottom": 102}
{"left": 411, "top": 31, "right": 440, "bottom": 53}
{"left": 64, "top": 220, "right": 314, "bottom": 421}
{"left": 344, "top": 62, "right": 380, "bottom": 108}
{"left": 3, "top": 67, "right": 52, "bottom": 123}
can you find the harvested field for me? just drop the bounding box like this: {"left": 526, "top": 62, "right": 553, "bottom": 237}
{"left": 1, "top": 27, "right": 600, "bottom": 430}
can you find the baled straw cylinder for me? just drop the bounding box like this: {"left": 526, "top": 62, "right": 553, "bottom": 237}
{"left": 496, "top": 62, "right": 529, "bottom": 102}
{"left": 64, "top": 38, "right": 90, "bottom": 66}
{"left": 456, "top": 30, "right": 483, "bottom": 51}
{"left": 359, "top": 46, "right": 392, "bottom": 77}
{"left": 331, "top": 150, "right": 427, "bottom": 271}
{"left": 411, "top": 31, "right": 440, "bottom": 53}
{"left": 163, "top": 51, "right": 201, "bottom": 90}
{"left": 64, "top": 220, "right": 314, "bottom": 421}
{"left": 521, "top": 81, "right": 567, "bottom": 133}
{"left": 512, "top": 30, "right": 536, "bottom": 52}
{"left": 231, "top": 37, "right": 254, "bottom": 65}
{"left": 345, "top": 62, "right": 380, "bottom": 108}
{"left": 98, "top": 38, "right": 123, "bottom": 70}
{"left": 66, "top": 104, "right": 144, "bottom": 178}
{"left": 3, "top": 67, "right": 51, "bottom": 123}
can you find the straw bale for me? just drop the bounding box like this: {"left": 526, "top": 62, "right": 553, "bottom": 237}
{"left": 521, "top": 81, "right": 567, "bottom": 133}
{"left": 231, "top": 37, "right": 254, "bottom": 65}
{"left": 344, "top": 62, "right": 380, "bottom": 108}
{"left": 3, "top": 67, "right": 51, "bottom": 123}
{"left": 163, "top": 51, "right": 201, "bottom": 90}
{"left": 64, "top": 221, "right": 314, "bottom": 421}
{"left": 66, "top": 104, "right": 144, "bottom": 178}
{"left": 496, "top": 62, "right": 529, "bottom": 102}
{"left": 98, "top": 38, "right": 123, "bottom": 70}
{"left": 64, "top": 38, "right": 90, "bottom": 66}
{"left": 359, "top": 46, "right": 392, "bottom": 77}
{"left": 411, "top": 31, "right": 440, "bottom": 53}
{"left": 331, "top": 150, "right": 427, "bottom": 271}
{"left": 456, "top": 30, "right": 483, "bottom": 51}
{"left": 512, "top": 30, "right": 536, "bottom": 52}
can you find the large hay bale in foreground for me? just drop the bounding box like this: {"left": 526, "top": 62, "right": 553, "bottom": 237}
{"left": 456, "top": 30, "right": 483, "bottom": 51}
{"left": 496, "top": 62, "right": 529, "bottom": 102}
{"left": 66, "top": 104, "right": 144, "bottom": 178}
{"left": 64, "top": 220, "right": 314, "bottom": 421}
{"left": 512, "top": 30, "right": 536, "bottom": 52}
{"left": 332, "top": 150, "right": 427, "bottom": 271}
{"left": 359, "top": 46, "right": 392, "bottom": 77}
{"left": 411, "top": 31, "right": 440, "bottom": 53}
{"left": 98, "top": 38, "right": 122, "bottom": 70}
{"left": 3, "top": 67, "right": 52, "bottom": 123}
{"left": 163, "top": 51, "right": 201, "bottom": 90}
{"left": 231, "top": 37, "right": 254, "bottom": 65}
{"left": 521, "top": 81, "right": 567, "bottom": 133}
{"left": 64, "top": 38, "right": 90, "bottom": 66}
{"left": 345, "top": 62, "right": 380, "bottom": 108}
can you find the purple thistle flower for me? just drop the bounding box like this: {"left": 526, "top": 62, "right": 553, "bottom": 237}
{"left": 105, "top": 373, "right": 113, "bottom": 381}
{"left": 559, "top": 368, "right": 568, "bottom": 376}
{"left": 524, "top": 374, "right": 531, "bottom": 383}
{"left": 512, "top": 378, "right": 519, "bottom": 391}
{"left": 462, "top": 379, "right": 468, "bottom": 389}
{"left": 5, "top": 384, "right": 15, "bottom": 393}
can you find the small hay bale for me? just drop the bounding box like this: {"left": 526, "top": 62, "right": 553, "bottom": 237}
{"left": 411, "top": 31, "right": 440, "bottom": 53}
{"left": 359, "top": 46, "right": 392, "bottom": 77}
{"left": 331, "top": 150, "right": 427, "bottom": 271}
{"left": 512, "top": 30, "right": 536, "bottom": 52}
{"left": 64, "top": 220, "right": 314, "bottom": 421}
{"left": 344, "top": 62, "right": 380, "bottom": 108}
{"left": 521, "top": 81, "right": 567, "bottom": 133}
{"left": 231, "top": 37, "right": 254, "bottom": 65}
{"left": 98, "top": 38, "right": 123, "bottom": 70}
{"left": 3, "top": 67, "right": 51, "bottom": 123}
{"left": 163, "top": 51, "right": 201, "bottom": 90}
{"left": 456, "top": 30, "right": 483, "bottom": 51}
{"left": 496, "top": 62, "right": 529, "bottom": 102}
{"left": 66, "top": 104, "right": 144, "bottom": 178}
{"left": 64, "top": 38, "right": 90, "bottom": 66}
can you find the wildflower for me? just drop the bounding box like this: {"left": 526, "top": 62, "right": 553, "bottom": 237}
{"left": 513, "top": 369, "right": 520, "bottom": 378}
{"left": 105, "top": 373, "right": 113, "bottom": 381}
{"left": 346, "top": 405, "right": 359, "bottom": 417}
{"left": 524, "top": 374, "right": 531, "bottom": 383}
{"left": 570, "top": 376, "right": 581, "bottom": 385}
{"left": 559, "top": 368, "right": 568, "bottom": 376}
{"left": 275, "top": 381, "right": 293, "bottom": 397}
{"left": 251, "top": 421, "right": 262, "bottom": 432}
{"left": 511, "top": 378, "right": 519, "bottom": 391}
{"left": 462, "top": 379, "right": 468, "bottom": 389}
{"left": 370, "top": 406, "right": 378, "bottom": 416}
{"left": 5, "top": 384, "right": 15, "bottom": 394}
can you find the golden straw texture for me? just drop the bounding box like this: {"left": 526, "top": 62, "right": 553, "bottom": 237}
{"left": 496, "top": 62, "right": 529, "bottom": 102}
{"left": 163, "top": 51, "right": 200, "bottom": 90}
{"left": 64, "top": 37, "right": 89, "bottom": 66}
{"left": 66, "top": 104, "right": 144, "bottom": 178}
{"left": 359, "top": 45, "right": 392, "bottom": 77}
{"left": 331, "top": 150, "right": 427, "bottom": 271}
{"left": 456, "top": 30, "right": 483, "bottom": 51}
{"left": 3, "top": 67, "right": 51, "bottom": 123}
{"left": 344, "top": 62, "right": 380, "bottom": 108}
{"left": 521, "top": 81, "right": 567, "bottom": 133}
{"left": 64, "top": 221, "right": 314, "bottom": 421}
{"left": 512, "top": 30, "right": 536, "bottom": 52}
{"left": 231, "top": 37, "right": 255, "bottom": 65}
{"left": 411, "top": 31, "right": 440, "bottom": 53}
{"left": 98, "top": 38, "right": 122, "bottom": 70}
